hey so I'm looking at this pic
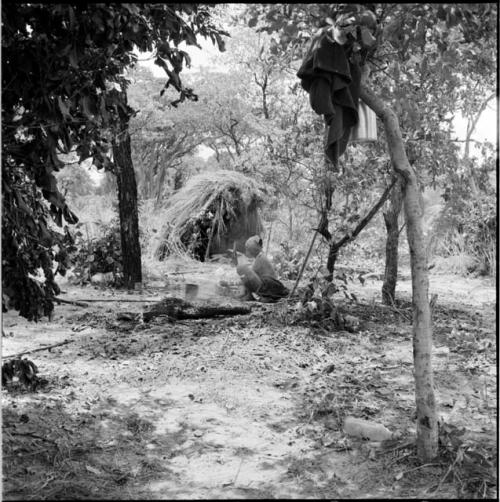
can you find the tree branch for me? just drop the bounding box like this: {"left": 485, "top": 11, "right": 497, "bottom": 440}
{"left": 466, "top": 92, "right": 496, "bottom": 142}
{"left": 4, "top": 339, "right": 74, "bottom": 360}
{"left": 359, "top": 82, "right": 412, "bottom": 184}
{"left": 330, "top": 177, "right": 397, "bottom": 251}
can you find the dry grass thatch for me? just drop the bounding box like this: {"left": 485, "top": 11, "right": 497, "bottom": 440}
{"left": 155, "top": 170, "right": 267, "bottom": 260}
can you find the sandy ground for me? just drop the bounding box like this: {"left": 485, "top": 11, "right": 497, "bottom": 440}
{"left": 2, "top": 268, "right": 496, "bottom": 499}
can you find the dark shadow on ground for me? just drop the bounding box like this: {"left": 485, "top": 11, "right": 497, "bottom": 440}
{"left": 2, "top": 386, "right": 189, "bottom": 500}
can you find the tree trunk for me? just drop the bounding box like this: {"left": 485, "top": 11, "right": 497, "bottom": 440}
{"left": 382, "top": 177, "right": 404, "bottom": 305}
{"left": 325, "top": 179, "right": 397, "bottom": 283}
{"left": 326, "top": 244, "right": 339, "bottom": 282}
{"left": 112, "top": 96, "right": 142, "bottom": 290}
{"left": 321, "top": 152, "right": 335, "bottom": 280}
{"left": 360, "top": 81, "right": 438, "bottom": 462}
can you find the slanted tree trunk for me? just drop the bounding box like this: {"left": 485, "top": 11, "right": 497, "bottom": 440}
{"left": 360, "top": 80, "right": 438, "bottom": 462}
{"left": 382, "top": 177, "right": 404, "bottom": 305}
{"left": 112, "top": 94, "right": 142, "bottom": 290}
{"left": 324, "top": 179, "right": 396, "bottom": 282}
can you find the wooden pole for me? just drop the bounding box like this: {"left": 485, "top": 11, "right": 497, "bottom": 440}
{"left": 204, "top": 214, "right": 218, "bottom": 262}
{"left": 265, "top": 222, "right": 273, "bottom": 254}
{"left": 289, "top": 229, "right": 318, "bottom": 297}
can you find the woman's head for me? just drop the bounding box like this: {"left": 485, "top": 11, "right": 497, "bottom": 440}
{"left": 244, "top": 235, "right": 263, "bottom": 258}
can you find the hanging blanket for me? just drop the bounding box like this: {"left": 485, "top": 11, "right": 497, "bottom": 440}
{"left": 297, "top": 33, "right": 361, "bottom": 168}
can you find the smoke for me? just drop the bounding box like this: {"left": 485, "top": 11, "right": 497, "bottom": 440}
{"left": 184, "top": 276, "right": 243, "bottom": 301}
{"left": 162, "top": 262, "right": 245, "bottom": 302}
{"left": 165, "top": 264, "right": 244, "bottom": 302}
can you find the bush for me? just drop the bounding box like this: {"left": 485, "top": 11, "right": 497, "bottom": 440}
{"left": 70, "top": 220, "right": 123, "bottom": 286}
{"left": 272, "top": 242, "right": 306, "bottom": 280}
{"left": 286, "top": 273, "right": 359, "bottom": 331}
{"left": 432, "top": 191, "right": 496, "bottom": 276}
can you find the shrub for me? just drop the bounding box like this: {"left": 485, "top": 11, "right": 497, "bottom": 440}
{"left": 71, "top": 219, "right": 123, "bottom": 286}
{"left": 287, "top": 273, "right": 359, "bottom": 331}
{"left": 433, "top": 191, "right": 496, "bottom": 276}
{"left": 272, "top": 242, "right": 306, "bottom": 280}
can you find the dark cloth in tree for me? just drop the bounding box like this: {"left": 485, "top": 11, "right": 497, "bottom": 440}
{"left": 297, "top": 33, "right": 361, "bottom": 167}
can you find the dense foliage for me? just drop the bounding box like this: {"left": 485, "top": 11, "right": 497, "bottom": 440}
{"left": 2, "top": 3, "right": 226, "bottom": 320}
{"left": 71, "top": 220, "right": 123, "bottom": 286}
{"left": 3, "top": 3, "right": 495, "bottom": 320}
{"left": 240, "top": 3, "right": 496, "bottom": 276}
{"left": 433, "top": 155, "right": 497, "bottom": 275}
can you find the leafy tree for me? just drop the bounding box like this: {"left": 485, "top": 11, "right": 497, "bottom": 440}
{"left": 128, "top": 58, "right": 273, "bottom": 203}
{"left": 243, "top": 2, "right": 446, "bottom": 461}
{"left": 55, "top": 160, "right": 95, "bottom": 201}
{"left": 338, "top": 2, "right": 494, "bottom": 463}
{"left": 203, "top": 19, "right": 325, "bottom": 243}
{"left": 128, "top": 66, "right": 208, "bottom": 203}
{"left": 242, "top": 3, "right": 495, "bottom": 296}
{"left": 193, "top": 71, "right": 270, "bottom": 162}
{"left": 368, "top": 3, "right": 497, "bottom": 301}
{"left": 235, "top": 6, "right": 393, "bottom": 278}
{"left": 2, "top": 3, "right": 226, "bottom": 318}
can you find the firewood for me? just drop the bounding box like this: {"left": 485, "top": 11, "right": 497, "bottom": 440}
{"left": 143, "top": 297, "right": 251, "bottom": 322}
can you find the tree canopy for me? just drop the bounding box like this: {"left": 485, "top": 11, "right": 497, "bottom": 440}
{"left": 2, "top": 3, "right": 496, "bottom": 320}
{"left": 2, "top": 3, "right": 226, "bottom": 320}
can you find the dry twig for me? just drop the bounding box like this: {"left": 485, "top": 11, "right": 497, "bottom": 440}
{"left": 3, "top": 339, "right": 74, "bottom": 360}
{"left": 54, "top": 298, "right": 89, "bottom": 307}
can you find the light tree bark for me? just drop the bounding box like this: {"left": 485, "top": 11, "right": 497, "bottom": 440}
{"left": 360, "top": 79, "right": 438, "bottom": 462}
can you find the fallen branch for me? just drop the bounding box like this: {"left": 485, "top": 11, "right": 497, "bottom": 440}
{"left": 143, "top": 297, "right": 251, "bottom": 322}
{"left": 381, "top": 302, "right": 412, "bottom": 322}
{"left": 54, "top": 297, "right": 89, "bottom": 307}
{"left": 3, "top": 339, "right": 74, "bottom": 360}
{"left": 7, "top": 431, "right": 58, "bottom": 444}
{"left": 396, "top": 462, "right": 443, "bottom": 478}
{"left": 166, "top": 269, "right": 206, "bottom": 275}
{"left": 59, "top": 298, "right": 159, "bottom": 303}
{"left": 429, "top": 449, "right": 462, "bottom": 494}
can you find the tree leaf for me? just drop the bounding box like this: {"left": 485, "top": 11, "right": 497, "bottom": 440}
{"left": 57, "top": 96, "right": 73, "bottom": 120}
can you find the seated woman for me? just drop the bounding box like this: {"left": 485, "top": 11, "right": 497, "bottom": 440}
{"left": 236, "top": 236, "right": 289, "bottom": 302}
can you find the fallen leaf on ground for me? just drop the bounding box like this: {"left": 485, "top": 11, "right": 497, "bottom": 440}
{"left": 86, "top": 465, "right": 103, "bottom": 476}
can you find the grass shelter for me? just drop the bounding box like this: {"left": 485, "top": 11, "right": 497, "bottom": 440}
{"left": 155, "top": 170, "right": 267, "bottom": 261}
